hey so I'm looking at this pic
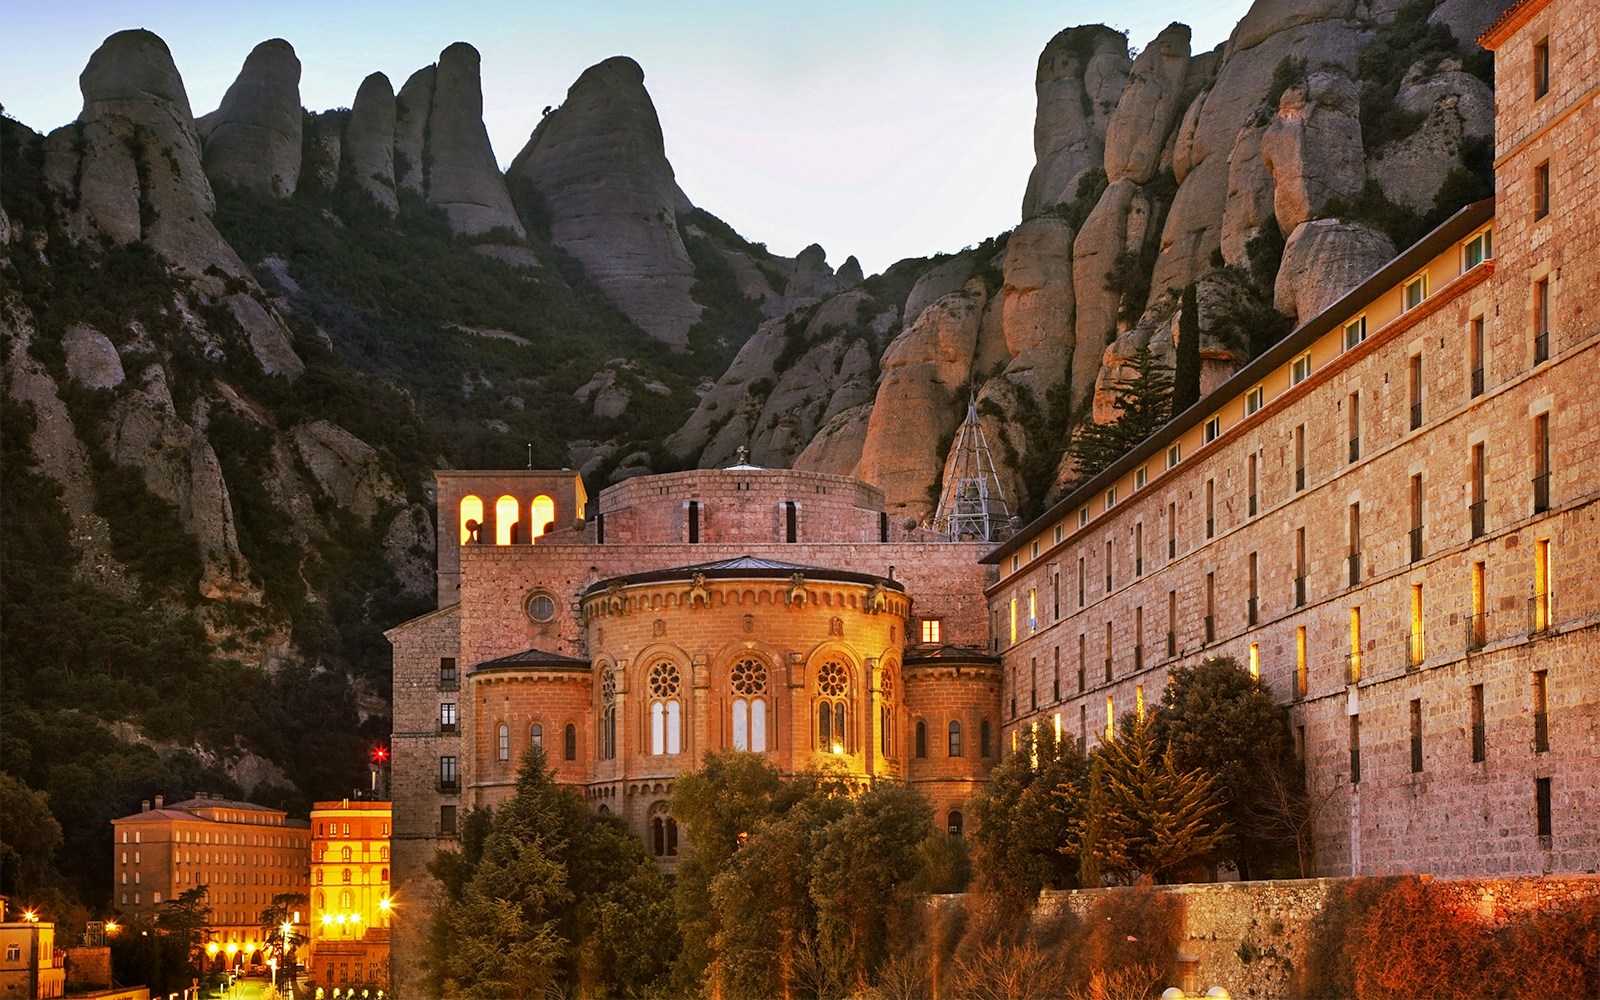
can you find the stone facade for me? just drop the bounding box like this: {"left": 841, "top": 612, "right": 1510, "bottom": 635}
{"left": 308, "top": 800, "right": 391, "bottom": 991}
{"left": 989, "top": 0, "right": 1599, "bottom": 880}
{"left": 387, "top": 465, "right": 1000, "bottom": 992}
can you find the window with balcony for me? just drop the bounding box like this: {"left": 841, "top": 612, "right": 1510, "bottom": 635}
{"left": 1533, "top": 160, "right": 1550, "bottom": 220}
{"left": 1205, "top": 480, "right": 1215, "bottom": 539}
{"left": 438, "top": 657, "right": 458, "bottom": 691}
{"left": 1295, "top": 527, "right": 1308, "bottom": 607}
{"left": 1247, "top": 452, "right": 1259, "bottom": 516}
{"left": 1348, "top": 607, "right": 1362, "bottom": 684}
{"left": 1470, "top": 444, "right": 1487, "bottom": 538}
{"left": 1409, "top": 354, "right": 1424, "bottom": 430}
{"left": 1204, "top": 573, "right": 1216, "bottom": 644}
{"left": 1410, "top": 584, "right": 1426, "bottom": 668}
{"left": 439, "top": 702, "right": 457, "bottom": 734}
{"left": 1533, "top": 277, "right": 1551, "bottom": 363}
{"left": 1469, "top": 315, "right": 1486, "bottom": 397}
{"left": 1470, "top": 684, "right": 1486, "bottom": 763}
{"left": 1410, "top": 699, "right": 1424, "bottom": 773}
{"left": 1295, "top": 626, "right": 1308, "bottom": 700}
{"left": 1294, "top": 424, "right": 1306, "bottom": 492}
{"left": 1349, "top": 715, "right": 1361, "bottom": 784}
{"left": 438, "top": 756, "right": 458, "bottom": 792}
{"left": 1532, "top": 412, "right": 1551, "bottom": 514}
{"left": 1409, "top": 474, "right": 1424, "bottom": 563}
{"left": 1533, "top": 538, "right": 1553, "bottom": 633}
{"left": 1347, "top": 391, "right": 1360, "bottom": 463}
{"left": 1534, "top": 671, "right": 1550, "bottom": 755}
{"left": 1247, "top": 552, "right": 1259, "bottom": 625}
{"left": 1470, "top": 561, "right": 1487, "bottom": 651}
{"left": 1536, "top": 777, "right": 1552, "bottom": 843}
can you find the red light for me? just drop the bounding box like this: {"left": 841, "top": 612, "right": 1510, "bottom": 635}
{"left": 372, "top": 746, "right": 389, "bottom": 762}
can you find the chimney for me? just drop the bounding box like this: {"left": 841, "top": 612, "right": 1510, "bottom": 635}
{"left": 141, "top": 799, "right": 150, "bottom": 812}
{"left": 155, "top": 794, "right": 165, "bottom": 809}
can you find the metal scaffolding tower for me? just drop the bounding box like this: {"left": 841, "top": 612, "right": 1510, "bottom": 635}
{"left": 934, "top": 399, "right": 1013, "bottom": 542}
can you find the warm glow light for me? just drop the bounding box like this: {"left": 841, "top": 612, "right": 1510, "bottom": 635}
{"left": 105, "top": 921, "right": 120, "bottom": 935}
{"left": 322, "top": 914, "right": 333, "bottom": 925}
{"left": 831, "top": 743, "right": 844, "bottom": 754}
{"left": 282, "top": 921, "right": 293, "bottom": 934}
{"left": 225, "top": 942, "right": 238, "bottom": 956}
{"left": 378, "top": 898, "right": 390, "bottom": 912}
{"left": 207, "top": 942, "right": 221, "bottom": 957}
{"left": 244, "top": 941, "right": 257, "bottom": 954}
{"left": 21, "top": 910, "right": 38, "bottom": 922}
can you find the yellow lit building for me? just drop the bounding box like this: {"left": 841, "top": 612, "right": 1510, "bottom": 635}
{"left": 110, "top": 794, "right": 310, "bottom": 966}
{"left": 308, "top": 799, "right": 392, "bottom": 990}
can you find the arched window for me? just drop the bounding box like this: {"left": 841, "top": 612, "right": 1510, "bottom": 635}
{"left": 649, "top": 661, "right": 683, "bottom": 755}
{"left": 948, "top": 811, "right": 964, "bottom": 837}
{"left": 649, "top": 803, "right": 680, "bottom": 857}
{"left": 600, "top": 672, "right": 617, "bottom": 760}
{"left": 342, "top": 869, "right": 351, "bottom": 883}
{"left": 915, "top": 720, "right": 927, "bottom": 758}
{"left": 817, "top": 660, "right": 849, "bottom": 753}
{"left": 381, "top": 868, "right": 388, "bottom": 882}
{"left": 564, "top": 723, "right": 577, "bottom": 761}
{"left": 530, "top": 494, "right": 556, "bottom": 541}
{"left": 498, "top": 723, "right": 511, "bottom": 761}
{"left": 459, "top": 496, "right": 483, "bottom": 545}
{"left": 949, "top": 720, "right": 964, "bottom": 758}
{"left": 981, "top": 719, "right": 993, "bottom": 758}
{"left": 314, "top": 891, "right": 324, "bottom": 910}
{"left": 530, "top": 723, "right": 543, "bottom": 748}
{"left": 341, "top": 846, "right": 351, "bottom": 862}
{"left": 316, "top": 870, "right": 323, "bottom": 884}
{"left": 380, "top": 847, "right": 388, "bottom": 861}
{"left": 879, "top": 668, "right": 894, "bottom": 756}
{"left": 730, "top": 657, "right": 769, "bottom": 752}
{"left": 340, "top": 889, "right": 352, "bottom": 909}
{"left": 494, "top": 495, "right": 520, "bottom": 545}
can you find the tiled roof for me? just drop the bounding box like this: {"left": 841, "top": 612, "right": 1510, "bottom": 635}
{"left": 583, "top": 555, "right": 905, "bottom": 596}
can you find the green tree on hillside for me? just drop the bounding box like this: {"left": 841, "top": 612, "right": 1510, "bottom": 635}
{"left": 1067, "top": 345, "right": 1174, "bottom": 483}
{"left": 1173, "top": 283, "right": 1202, "bottom": 413}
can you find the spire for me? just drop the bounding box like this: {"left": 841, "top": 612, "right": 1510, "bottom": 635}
{"left": 934, "top": 398, "right": 1013, "bottom": 542}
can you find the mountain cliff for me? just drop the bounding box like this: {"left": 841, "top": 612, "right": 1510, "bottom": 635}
{"left": 0, "top": 0, "right": 1505, "bottom": 903}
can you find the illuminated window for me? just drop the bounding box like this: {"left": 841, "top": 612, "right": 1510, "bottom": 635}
{"left": 529, "top": 494, "right": 555, "bottom": 540}
{"left": 649, "top": 661, "right": 683, "bottom": 756}
{"left": 921, "top": 619, "right": 942, "bottom": 644}
{"left": 816, "top": 660, "right": 850, "bottom": 753}
{"left": 1135, "top": 684, "right": 1145, "bottom": 721}
{"left": 1410, "top": 584, "right": 1426, "bottom": 667}
{"left": 1105, "top": 696, "right": 1114, "bottom": 741}
{"left": 1248, "top": 643, "right": 1259, "bottom": 679}
{"left": 1009, "top": 598, "right": 1017, "bottom": 645}
{"left": 1348, "top": 608, "right": 1362, "bottom": 684}
{"left": 458, "top": 495, "right": 483, "bottom": 544}
{"left": 1534, "top": 538, "right": 1553, "bottom": 631}
{"left": 1028, "top": 589, "right": 1037, "bottom": 632}
{"left": 494, "top": 495, "right": 520, "bottom": 545}
{"left": 439, "top": 702, "right": 457, "bottom": 733}
{"left": 1295, "top": 627, "right": 1308, "bottom": 699}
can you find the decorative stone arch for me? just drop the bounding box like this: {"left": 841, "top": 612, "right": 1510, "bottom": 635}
{"left": 459, "top": 495, "right": 484, "bottom": 545}
{"left": 712, "top": 640, "right": 782, "bottom": 753}
{"left": 875, "top": 655, "right": 902, "bottom": 759}
{"left": 632, "top": 642, "right": 691, "bottom": 757}
{"left": 494, "top": 719, "right": 512, "bottom": 764}
{"left": 804, "top": 641, "right": 862, "bottom": 754}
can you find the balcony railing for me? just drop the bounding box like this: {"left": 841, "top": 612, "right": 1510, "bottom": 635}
{"left": 1470, "top": 500, "right": 1486, "bottom": 539}
{"left": 1247, "top": 596, "right": 1258, "bottom": 626}
{"left": 1103, "top": 657, "right": 1114, "bottom": 683}
{"left": 1248, "top": 493, "right": 1258, "bottom": 517}
{"left": 1534, "top": 330, "right": 1549, "bottom": 364}
{"left": 1295, "top": 467, "right": 1306, "bottom": 492}
{"left": 1409, "top": 527, "right": 1423, "bottom": 563}
{"left": 1471, "top": 366, "right": 1485, "bottom": 397}
{"left": 1408, "top": 630, "right": 1425, "bottom": 669}
{"left": 1135, "top": 556, "right": 1144, "bottom": 576}
{"left": 1534, "top": 712, "right": 1550, "bottom": 753}
{"left": 1349, "top": 437, "right": 1360, "bottom": 463}
{"left": 1350, "top": 746, "right": 1361, "bottom": 784}
{"left": 1134, "top": 645, "right": 1144, "bottom": 671}
{"left": 1345, "top": 653, "right": 1361, "bottom": 685}
{"left": 1168, "top": 538, "right": 1177, "bottom": 559}
{"left": 1204, "top": 615, "right": 1216, "bottom": 644}
{"left": 1411, "top": 402, "right": 1423, "bottom": 430}
{"left": 437, "top": 778, "right": 459, "bottom": 793}
{"left": 1533, "top": 473, "right": 1551, "bottom": 514}
{"left": 1206, "top": 517, "right": 1215, "bottom": 539}
{"left": 438, "top": 722, "right": 458, "bottom": 735}
{"left": 1471, "top": 723, "right": 1486, "bottom": 763}
{"left": 1347, "top": 551, "right": 1361, "bottom": 587}
{"left": 437, "top": 676, "right": 459, "bottom": 692}
{"left": 1078, "top": 668, "right": 1086, "bottom": 693}
{"left": 1294, "top": 576, "right": 1307, "bottom": 608}
{"left": 1166, "top": 631, "right": 1177, "bottom": 658}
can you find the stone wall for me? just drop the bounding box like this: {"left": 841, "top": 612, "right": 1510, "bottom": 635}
{"left": 1040, "top": 873, "right": 1600, "bottom": 998}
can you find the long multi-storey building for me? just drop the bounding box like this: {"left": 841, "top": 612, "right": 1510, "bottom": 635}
{"left": 110, "top": 795, "right": 311, "bottom": 959}
{"left": 986, "top": 0, "right": 1598, "bottom": 877}
{"left": 308, "top": 799, "right": 392, "bottom": 990}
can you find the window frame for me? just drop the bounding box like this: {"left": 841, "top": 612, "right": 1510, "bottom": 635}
{"left": 1245, "top": 385, "right": 1264, "bottom": 416}
{"left": 1290, "top": 352, "right": 1312, "bottom": 385}
{"left": 1343, "top": 315, "right": 1367, "bottom": 350}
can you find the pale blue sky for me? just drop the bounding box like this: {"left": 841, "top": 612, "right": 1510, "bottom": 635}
{"left": 2, "top": 0, "right": 1253, "bottom": 274}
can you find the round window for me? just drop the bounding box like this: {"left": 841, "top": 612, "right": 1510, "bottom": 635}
{"left": 526, "top": 593, "right": 557, "bottom": 623}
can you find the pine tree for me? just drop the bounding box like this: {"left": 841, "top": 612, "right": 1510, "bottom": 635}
{"left": 1066, "top": 345, "right": 1174, "bottom": 483}
{"left": 1073, "top": 713, "right": 1231, "bottom": 884}
{"left": 1173, "top": 283, "right": 1202, "bottom": 412}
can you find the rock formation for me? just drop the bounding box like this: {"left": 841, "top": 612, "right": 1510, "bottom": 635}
{"left": 1274, "top": 218, "right": 1396, "bottom": 321}
{"left": 1261, "top": 71, "right": 1366, "bottom": 234}
{"left": 198, "top": 39, "right": 304, "bottom": 198}
{"left": 393, "top": 66, "right": 434, "bottom": 195}
{"left": 344, "top": 73, "right": 399, "bottom": 213}
{"left": 1104, "top": 23, "right": 1192, "bottom": 184}
{"left": 508, "top": 56, "right": 700, "bottom": 345}
{"left": 424, "top": 43, "right": 526, "bottom": 238}
{"left": 1022, "top": 25, "right": 1131, "bottom": 217}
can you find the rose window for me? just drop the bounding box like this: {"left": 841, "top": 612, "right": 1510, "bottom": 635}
{"left": 731, "top": 658, "right": 768, "bottom": 695}
{"left": 649, "top": 661, "right": 681, "bottom": 699}
{"left": 818, "top": 660, "right": 848, "bottom": 697}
